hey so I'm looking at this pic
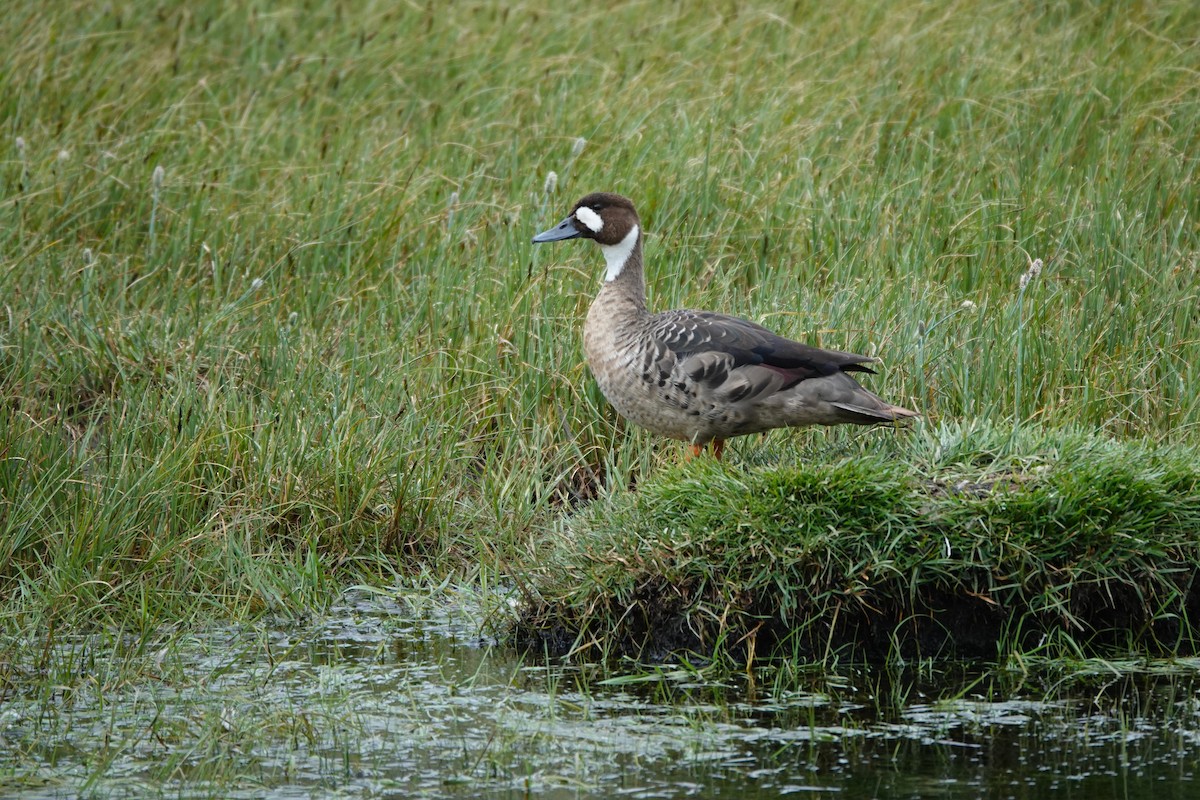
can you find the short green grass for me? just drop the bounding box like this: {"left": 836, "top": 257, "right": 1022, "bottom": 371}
{"left": 518, "top": 422, "right": 1200, "bottom": 663}
{"left": 2, "top": 0, "right": 1198, "bottom": 648}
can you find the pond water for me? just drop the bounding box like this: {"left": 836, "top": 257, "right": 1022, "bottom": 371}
{"left": 2, "top": 590, "right": 1198, "bottom": 798}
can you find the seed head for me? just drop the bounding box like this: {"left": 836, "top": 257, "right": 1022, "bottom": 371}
{"left": 15, "top": 137, "right": 25, "bottom": 155}
{"left": 250, "top": 277, "right": 264, "bottom": 292}
{"left": 57, "top": 149, "right": 70, "bottom": 162}
{"left": 448, "top": 191, "right": 459, "bottom": 208}
{"left": 1019, "top": 257, "right": 1044, "bottom": 290}
{"left": 960, "top": 300, "right": 978, "bottom": 310}
{"left": 570, "top": 137, "right": 587, "bottom": 158}
{"left": 543, "top": 170, "right": 557, "bottom": 194}
{"left": 82, "top": 248, "right": 94, "bottom": 266}
{"left": 152, "top": 165, "right": 165, "bottom": 190}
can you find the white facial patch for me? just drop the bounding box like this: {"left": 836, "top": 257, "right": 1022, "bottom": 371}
{"left": 574, "top": 205, "right": 604, "bottom": 233}
{"left": 600, "top": 224, "right": 639, "bottom": 282}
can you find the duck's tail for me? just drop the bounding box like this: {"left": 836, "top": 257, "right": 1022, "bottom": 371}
{"left": 830, "top": 399, "right": 920, "bottom": 426}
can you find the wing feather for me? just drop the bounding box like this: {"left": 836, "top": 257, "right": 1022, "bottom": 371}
{"left": 648, "top": 309, "right": 875, "bottom": 390}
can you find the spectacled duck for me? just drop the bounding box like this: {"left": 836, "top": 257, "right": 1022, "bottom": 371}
{"left": 533, "top": 192, "right": 918, "bottom": 459}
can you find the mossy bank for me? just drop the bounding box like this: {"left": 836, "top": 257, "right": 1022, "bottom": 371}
{"left": 517, "top": 424, "right": 1200, "bottom": 663}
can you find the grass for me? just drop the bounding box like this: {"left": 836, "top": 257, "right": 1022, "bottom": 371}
{"left": 1, "top": 0, "right": 1198, "bottom": 654}
{"left": 517, "top": 422, "right": 1200, "bottom": 663}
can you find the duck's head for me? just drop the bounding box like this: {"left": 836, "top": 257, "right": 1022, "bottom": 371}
{"left": 532, "top": 192, "right": 642, "bottom": 281}
{"left": 532, "top": 192, "right": 640, "bottom": 246}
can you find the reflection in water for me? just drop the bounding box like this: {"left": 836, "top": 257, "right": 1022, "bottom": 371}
{"left": 1, "top": 590, "right": 1198, "bottom": 798}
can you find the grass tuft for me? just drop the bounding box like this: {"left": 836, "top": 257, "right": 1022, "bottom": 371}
{"left": 518, "top": 423, "right": 1200, "bottom": 664}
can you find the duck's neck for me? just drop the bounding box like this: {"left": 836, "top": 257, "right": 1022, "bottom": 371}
{"left": 597, "top": 225, "right": 646, "bottom": 314}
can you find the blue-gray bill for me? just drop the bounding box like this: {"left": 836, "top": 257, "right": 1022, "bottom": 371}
{"left": 532, "top": 216, "right": 582, "bottom": 243}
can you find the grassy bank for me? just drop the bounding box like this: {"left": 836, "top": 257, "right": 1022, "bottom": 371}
{"left": 1, "top": 0, "right": 1198, "bottom": 643}
{"left": 517, "top": 423, "right": 1200, "bottom": 663}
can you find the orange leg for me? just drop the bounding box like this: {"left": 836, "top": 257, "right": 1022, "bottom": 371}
{"left": 687, "top": 440, "right": 726, "bottom": 460}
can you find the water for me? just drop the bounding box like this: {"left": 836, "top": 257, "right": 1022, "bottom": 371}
{"left": 2, "top": 590, "right": 1198, "bottom": 798}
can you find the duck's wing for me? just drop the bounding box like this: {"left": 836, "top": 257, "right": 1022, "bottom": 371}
{"left": 649, "top": 309, "right": 875, "bottom": 382}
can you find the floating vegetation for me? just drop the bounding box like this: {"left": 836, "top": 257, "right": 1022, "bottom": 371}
{"left": 2, "top": 593, "right": 1200, "bottom": 798}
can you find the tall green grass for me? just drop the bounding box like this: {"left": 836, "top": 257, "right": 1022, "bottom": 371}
{"left": 1, "top": 0, "right": 1198, "bottom": 630}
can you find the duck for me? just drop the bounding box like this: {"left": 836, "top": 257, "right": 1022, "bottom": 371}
{"left": 532, "top": 192, "right": 918, "bottom": 459}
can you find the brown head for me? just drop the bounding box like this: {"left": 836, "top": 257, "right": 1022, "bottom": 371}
{"left": 532, "top": 192, "right": 640, "bottom": 246}
{"left": 532, "top": 192, "right": 643, "bottom": 281}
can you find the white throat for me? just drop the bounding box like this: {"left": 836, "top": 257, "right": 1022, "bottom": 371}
{"left": 600, "top": 225, "right": 639, "bottom": 282}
